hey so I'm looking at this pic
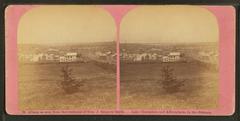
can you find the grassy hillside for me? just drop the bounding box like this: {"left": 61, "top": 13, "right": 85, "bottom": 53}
{"left": 120, "top": 62, "right": 218, "bottom": 109}
{"left": 19, "top": 62, "right": 116, "bottom": 110}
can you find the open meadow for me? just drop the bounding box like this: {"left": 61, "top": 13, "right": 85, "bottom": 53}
{"left": 19, "top": 62, "right": 116, "bottom": 110}
{"left": 120, "top": 62, "right": 218, "bottom": 109}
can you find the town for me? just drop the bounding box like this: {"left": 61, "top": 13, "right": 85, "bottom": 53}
{"left": 120, "top": 42, "right": 218, "bottom": 64}
{"left": 18, "top": 42, "right": 218, "bottom": 65}
{"left": 18, "top": 43, "right": 116, "bottom": 64}
{"left": 120, "top": 51, "right": 218, "bottom": 63}
{"left": 19, "top": 50, "right": 116, "bottom": 64}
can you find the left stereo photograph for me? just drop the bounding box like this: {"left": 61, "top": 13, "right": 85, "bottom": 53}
{"left": 5, "top": 5, "right": 117, "bottom": 114}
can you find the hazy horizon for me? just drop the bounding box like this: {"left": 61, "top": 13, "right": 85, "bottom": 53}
{"left": 18, "top": 40, "right": 217, "bottom": 46}
{"left": 119, "top": 41, "right": 218, "bottom": 44}
{"left": 18, "top": 40, "right": 116, "bottom": 45}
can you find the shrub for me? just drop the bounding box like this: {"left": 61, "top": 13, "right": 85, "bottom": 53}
{"left": 60, "top": 64, "right": 83, "bottom": 94}
{"left": 161, "top": 65, "right": 185, "bottom": 94}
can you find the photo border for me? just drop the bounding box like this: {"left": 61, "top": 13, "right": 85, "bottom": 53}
{"left": 0, "top": 0, "right": 239, "bottom": 121}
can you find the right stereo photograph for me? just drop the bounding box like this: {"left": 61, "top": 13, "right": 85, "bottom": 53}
{"left": 119, "top": 5, "right": 234, "bottom": 113}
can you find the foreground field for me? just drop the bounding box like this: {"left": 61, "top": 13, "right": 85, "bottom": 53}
{"left": 120, "top": 62, "right": 218, "bottom": 109}
{"left": 19, "top": 62, "right": 116, "bottom": 110}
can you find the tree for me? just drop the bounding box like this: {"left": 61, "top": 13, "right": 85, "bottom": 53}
{"left": 161, "top": 65, "right": 185, "bottom": 94}
{"left": 60, "top": 64, "right": 83, "bottom": 94}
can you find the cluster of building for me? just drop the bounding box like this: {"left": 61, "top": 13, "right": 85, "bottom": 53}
{"left": 95, "top": 51, "right": 116, "bottom": 64}
{"left": 120, "top": 52, "right": 181, "bottom": 62}
{"left": 19, "top": 47, "right": 218, "bottom": 64}
{"left": 120, "top": 50, "right": 218, "bottom": 64}
{"left": 19, "top": 49, "right": 116, "bottom": 64}
{"left": 19, "top": 52, "right": 81, "bottom": 63}
{"left": 195, "top": 51, "right": 218, "bottom": 64}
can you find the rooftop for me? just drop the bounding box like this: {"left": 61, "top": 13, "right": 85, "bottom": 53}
{"left": 66, "top": 52, "right": 77, "bottom": 56}
{"left": 169, "top": 52, "right": 181, "bottom": 56}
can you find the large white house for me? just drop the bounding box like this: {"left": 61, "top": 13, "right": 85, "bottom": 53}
{"left": 59, "top": 56, "right": 67, "bottom": 62}
{"left": 60, "top": 52, "right": 78, "bottom": 62}
{"left": 169, "top": 52, "right": 181, "bottom": 61}
{"left": 66, "top": 53, "right": 78, "bottom": 62}
{"left": 162, "top": 52, "right": 181, "bottom": 62}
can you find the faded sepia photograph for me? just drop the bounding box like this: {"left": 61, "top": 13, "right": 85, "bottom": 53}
{"left": 18, "top": 6, "right": 116, "bottom": 110}
{"left": 120, "top": 6, "right": 219, "bottom": 109}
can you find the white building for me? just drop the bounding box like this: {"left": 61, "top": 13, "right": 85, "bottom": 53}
{"left": 198, "top": 51, "right": 218, "bottom": 64}
{"left": 168, "top": 52, "right": 181, "bottom": 61}
{"left": 59, "top": 53, "right": 78, "bottom": 63}
{"left": 66, "top": 53, "right": 78, "bottom": 62}
{"left": 30, "top": 54, "right": 42, "bottom": 62}
{"left": 162, "top": 56, "right": 170, "bottom": 62}
{"left": 162, "top": 52, "right": 181, "bottom": 62}
{"left": 45, "top": 54, "right": 54, "bottom": 61}
{"left": 59, "top": 56, "right": 67, "bottom": 62}
{"left": 152, "top": 53, "right": 158, "bottom": 60}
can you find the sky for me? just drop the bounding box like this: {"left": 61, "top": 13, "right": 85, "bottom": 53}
{"left": 18, "top": 5, "right": 116, "bottom": 44}
{"left": 18, "top": 5, "right": 219, "bottom": 45}
{"left": 120, "top": 5, "right": 219, "bottom": 43}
